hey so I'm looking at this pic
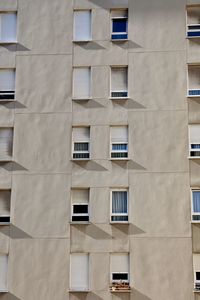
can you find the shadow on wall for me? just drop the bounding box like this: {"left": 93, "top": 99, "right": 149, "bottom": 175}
{"left": 73, "top": 161, "right": 108, "bottom": 172}
{"left": 76, "top": 41, "right": 105, "bottom": 50}
{"left": 0, "top": 162, "right": 28, "bottom": 172}
{"left": 72, "top": 224, "right": 112, "bottom": 240}
{"left": 73, "top": 99, "right": 105, "bottom": 109}
{"left": 132, "top": 289, "right": 152, "bottom": 300}
{"left": 111, "top": 160, "right": 146, "bottom": 171}
{"left": 111, "top": 223, "right": 145, "bottom": 235}
{"left": 0, "top": 225, "right": 32, "bottom": 239}
{"left": 0, "top": 43, "right": 30, "bottom": 52}
{"left": 112, "top": 99, "right": 146, "bottom": 110}
{"left": 0, "top": 292, "right": 21, "bottom": 300}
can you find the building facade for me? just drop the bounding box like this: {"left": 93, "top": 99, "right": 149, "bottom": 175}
{"left": 0, "top": 0, "right": 198, "bottom": 299}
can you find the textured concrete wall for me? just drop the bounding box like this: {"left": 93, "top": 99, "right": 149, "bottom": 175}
{"left": 0, "top": 0, "right": 194, "bottom": 299}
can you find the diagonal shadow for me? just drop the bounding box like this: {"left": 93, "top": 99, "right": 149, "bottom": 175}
{"left": 73, "top": 161, "right": 108, "bottom": 171}
{"left": 0, "top": 162, "right": 28, "bottom": 171}
{"left": 0, "top": 225, "right": 32, "bottom": 239}
{"left": 73, "top": 99, "right": 105, "bottom": 108}
{"left": 75, "top": 41, "right": 105, "bottom": 50}
{"left": 132, "top": 289, "right": 152, "bottom": 300}
{"left": 128, "top": 160, "right": 146, "bottom": 170}
{"left": 68, "top": 292, "right": 88, "bottom": 299}
{"left": 89, "top": 293, "right": 104, "bottom": 300}
{"left": 0, "top": 43, "right": 30, "bottom": 52}
{"left": 128, "top": 40, "right": 143, "bottom": 49}
{"left": 190, "top": 159, "right": 200, "bottom": 166}
{"left": 87, "top": 0, "right": 128, "bottom": 9}
{"left": 0, "top": 292, "right": 21, "bottom": 299}
{"left": 74, "top": 224, "right": 112, "bottom": 240}
{"left": 1, "top": 101, "right": 26, "bottom": 109}
{"left": 112, "top": 99, "right": 146, "bottom": 109}
{"left": 129, "top": 224, "right": 145, "bottom": 235}
{"left": 111, "top": 223, "right": 145, "bottom": 235}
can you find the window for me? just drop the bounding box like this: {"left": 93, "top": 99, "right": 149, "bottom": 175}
{"left": 111, "top": 67, "right": 128, "bottom": 98}
{"left": 111, "top": 10, "right": 128, "bottom": 40}
{"left": 111, "top": 189, "right": 128, "bottom": 223}
{"left": 0, "top": 190, "right": 10, "bottom": 225}
{"left": 110, "top": 126, "right": 128, "bottom": 159}
{"left": 195, "top": 271, "right": 200, "bottom": 290}
{"left": 0, "top": 13, "right": 17, "bottom": 43}
{"left": 189, "top": 125, "right": 200, "bottom": 157}
{"left": 194, "top": 254, "right": 200, "bottom": 291}
{"left": 0, "top": 254, "right": 8, "bottom": 292}
{"left": 72, "top": 127, "right": 90, "bottom": 160}
{"left": 73, "top": 67, "right": 91, "bottom": 100}
{"left": 71, "top": 189, "right": 89, "bottom": 222}
{"left": 0, "top": 69, "right": 15, "bottom": 100}
{"left": 110, "top": 253, "right": 130, "bottom": 291}
{"left": 187, "top": 65, "right": 200, "bottom": 97}
{"left": 70, "top": 253, "right": 89, "bottom": 291}
{"left": 74, "top": 10, "right": 91, "bottom": 41}
{"left": 0, "top": 128, "right": 13, "bottom": 161}
{"left": 187, "top": 6, "right": 200, "bottom": 38}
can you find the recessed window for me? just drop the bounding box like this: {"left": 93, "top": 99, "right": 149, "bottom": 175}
{"left": 0, "top": 254, "right": 8, "bottom": 292}
{"left": 110, "top": 253, "right": 130, "bottom": 292}
{"left": 111, "top": 10, "right": 128, "bottom": 40}
{"left": 0, "top": 69, "right": 15, "bottom": 100}
{"left": 111, "top": 189, "right": 128, "bottom": 223}
{"left": 0, "top": 13, "right": 17, "bottom": 43}
{"left": 0, "top": 190, "right": 10, "bottom": 225}
{"left": 70, "top": 253, "right": 89, "bottom": 292}
{"left": 74, "top": 10, "right": 91, "bottom": 41}
{"left": 110, "top": 126, "right": 128, "bottom": 159}
{"left": 72, "top": 127, "right": 90, "bottom": 160}
{"left": 111, "top": 67, "right": 128, "bottom": 98}
{"left": 188, "top": 65, "right": 200, "bottom": 97}
{"left": 71, "top": 189, "right": 89, "bottom": 222}
{"left": 0, "top": 128, "right": 13, "bottom": 161}
{"left": 189, "top": 125, "right": 200, "bottom": 157}
{"left": 187, "top": 6, "right": 200, "bottom": 38}
{"left": 73, "top": 67, "right": 91, "bottom": 100}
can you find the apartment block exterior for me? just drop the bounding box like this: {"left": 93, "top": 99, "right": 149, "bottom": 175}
{"left": 0, "top": 0, "right": 199, "bottom": 299}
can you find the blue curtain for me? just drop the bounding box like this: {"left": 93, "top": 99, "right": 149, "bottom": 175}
{"left": 193, "top": 191, "right": 200, "bottom": 212}
{"left": 112, "top": 191, "right": 127, "bottom": 213}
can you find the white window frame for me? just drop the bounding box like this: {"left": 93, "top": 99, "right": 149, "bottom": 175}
{"left": 110, "top": 188, "right": 128, "bottom": 224}
{"left": 72, "top": 67, "right": 92, "bottom": 100}
{"left": 72, "top": 127, "right": 90, "bottom": 160}
{"left": 191, "top": 189, "right": 200, "bottom": 222}
{"left": 186, "top": 6, "right": 200, "bottom": 39}
{"left": 110, "top": 126, "right": 129, "bottom": 160}
{"left": 73, "top": 10, "right": 92, "bottom": 42}
{"left": 110, "top": 66, "right": 128, "bottom": 99}
{"left": 188, "top": 125, "right": 200, "bottom": 158}
{"left": 110, "top": 9, "right": 128, "bottom": 41}
{"left": 71, "top": 203, "right": 89, "bottom": 222}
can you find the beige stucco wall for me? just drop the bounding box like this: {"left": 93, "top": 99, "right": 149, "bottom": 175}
{"left": 0, "top": 0, "right": 194, "bottom": 299}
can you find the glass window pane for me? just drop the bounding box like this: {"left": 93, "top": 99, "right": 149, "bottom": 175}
{"left": 193, "top": 191, "right": 200, "bottom": 212}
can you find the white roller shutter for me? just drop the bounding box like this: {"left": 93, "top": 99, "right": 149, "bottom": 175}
{"left": 70, "top": 253, "right": 89, "bottom": 290}
{"left": 73, "top": 68, "right": 91, "bottom": 99}
{"left": 111, "top": 10, "right": 128, "bottom": 18}
{"left": 189, "top": 125, "right": 200, "bottom": 144}
{"left": 111, "top": 253, "right": 129, "bottom": 273}
{"left": 0, "top": 13, "right": 17, "bottom": 42}
{"left": 0, "top": 70, "right": 15, "bottom": 91}
{"left": 0, "top": 191, "right": 10, "bottom": 215}
{"left": 73, "top": 127, "right": 90, "bottom": 142}
{"left": 72, "top": 189, "right": 89, "bottom": 204}
{"left": 0, "top": 254, "right": 8, "bottom": 291}
{"left": 111, "top": 67, "right": 127, "bottom": 92}
{"left": 74, "top": 11, "right": 91, "bottom": 41}
{"left": 111, "top": 126, "right": 128, "bottom": 143}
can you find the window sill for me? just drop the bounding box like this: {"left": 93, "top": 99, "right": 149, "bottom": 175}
{"left": 69, "top": 290, "right": 90, "bottom": 293}
{"left": 0, "top": 41, "right": 17, "bottom": 44}
{"left": 70, "top": 221, "right": 90, "bottom": 225}
{"left": 0, "top": 99, "right": 15, "bottom": 102}
{"left": 110, "top": 222, "right": 129, "bottom": 225}
{"left": 0, "top": 158, "right": 13, "bottom": 162}
{"left": 110, "top": 158, "right": 130, "bottom": 161}
{"left": 191, "top": 220, "right": 200, "bottom": 224}
{"left": 0, "top": 290, "right": 8, "bottom": 293}
{"left": 194, "top": 289, "right": 200, "bottom": 293}
{"left": 0, "top": 222, "right": 10, "bottom": 225}
{"left": 188, "top": 156, "right": 200, "bottom": 159}
{"left": 110, "top": 289, "right": 131, "bottom": 293}
{"left": 110, "top": 97, "right": 129, "bottom": 100}
{"left": 73, "top": 40, "right": 92, "bottom": 43}
{"left": 71, "top": 158, "right": 90, "bottom": 162}
{"left": 111, "top": 39, "right": 128, "bottom": 42}
{"left": 72, "top": 98, "right": 92, "bottom": 101}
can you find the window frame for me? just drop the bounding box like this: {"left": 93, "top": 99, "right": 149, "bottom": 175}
{"left": 110, "top": 188, "right": 129, "bottom": 224}
{"left": 73, "top": 9, "right": 92, "bottom": 42}
{"left": 72, "top": 67, "right": 92, "bottom": 100}
{"left": 110, "top": 9, "right": 128, "bottom": 41}
{"left": 110, "top": 126, "right": 129, "bottom": 160}
{"left": 110, "top": 66, "right": 128, "bottom": 99}
{"left": 70, "top": 253, "right": 90, "bottom": 292}
{"left": 0, "top": 68, "right": 15, "bottom": 101}
{"left": 0, "top": 11, "right": 17, "bottom": 44}
{"left": 191, "top": 189, "right": 200, "bottom": 222}
{"left": 72, "top": 127, "right": 90, "bottom": 160}
{"left": 111, "top": 272, "right": 129, "bottom": 283}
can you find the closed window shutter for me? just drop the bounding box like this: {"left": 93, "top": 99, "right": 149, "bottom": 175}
{"left": 190, "top": 125, "right": 200, "bottom": 144}
{"left": 111, "top": 126, "right": 128, "bottom": 143}
{"left": 111, "top": 253, "right": 129, "bottom": 273}
{"left": 74, "top": 11, "right": 91, "bottom": 41}
{"left": 72, "top": 189, "right": 89, "bottom": 204}
{"left": 0, "top": 70, "right": 15, "bottom": 91}
{"left": 73, "top": 68, "right": 91, "bottom": 99}
{"left": 111, "top": 67, "right": 127, "bottom": 92}
{"left": 0, "top": 128, "right": 13, "bottom": 159}
{"left": 73, "top": 127, "right": 90, "bottom": 142}
{"left": 0, "top": 254, "right": 8, "bottom": 290}
{"left": 0, "top": 191, "right": 10, "bottom": 215}
{"left": 0, "top": 13, "right": 17, "bottom": 41}
{"left": 70, "top": 253, "right": 89, "bottom": 290}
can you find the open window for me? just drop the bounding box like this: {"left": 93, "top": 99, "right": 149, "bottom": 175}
{"left": 189, "top": 125, "right": 200, "bottom": 158}
{"left": 0, "top": 254, "right": 8, "bottom": 292}
{"left": 0, "top": 13, "right": 17, "bottom": 43}
{"left": 111, "top": 189, "right": 128, "bottom": 223}
{"left": 70, "top": 253, "right": 89, "bottom": 292}
{"left": 110, "top": 67, "right": 128, "bottom": 99}
{"left": 0, "top": 128, "right": 13, "bottom": 161}
{"left": 72, "top": 127, "right": 90, "bottom": 160}
{"left": 111, "top": 10, "right": 128, "bottom": 41}
{"left": 0, "top": 190, "right": 10, "bottom": 225}
{"left": 186, "top": 5, "right": 200, "bottom": 38}
{"left": 73, "top": 67, "right": 91, "bottom": 100}
{"left": 0, "top": 69, "right": 15, "bottom": 101}
{"left": 73, "top": 10, "right": 91, "bottom": 42}
{"left": 110, "top": 126, "right": 128, "bottom": 160}
{"left": 110, "top": 253, "right": 130, "bottom": 292}
{"left": 71, "top": 189, "right": 89, "bottom": 223}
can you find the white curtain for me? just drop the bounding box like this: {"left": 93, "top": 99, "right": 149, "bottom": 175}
{"left": 73, "top": 68, "right": 91, "bottom": 99}
{"left": 70, "top": 254, "right": 89, "bottom": 290}
{"left": 74, "top": 11, "right": 91, "bottom": 41}
{"left": 0, "top": 254, "right": 8, "bottom": 291}
{"left": 111, "top": 67, "right": 127, "bottom": 91}
{"left": 0, "top": 70, "right": 15, "bottom": 91}
{"left": 112, "top": 191, "right": 127, "bottom": 214}
{"left": 0, "top": 13, "right": 17, "bottom": 41}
